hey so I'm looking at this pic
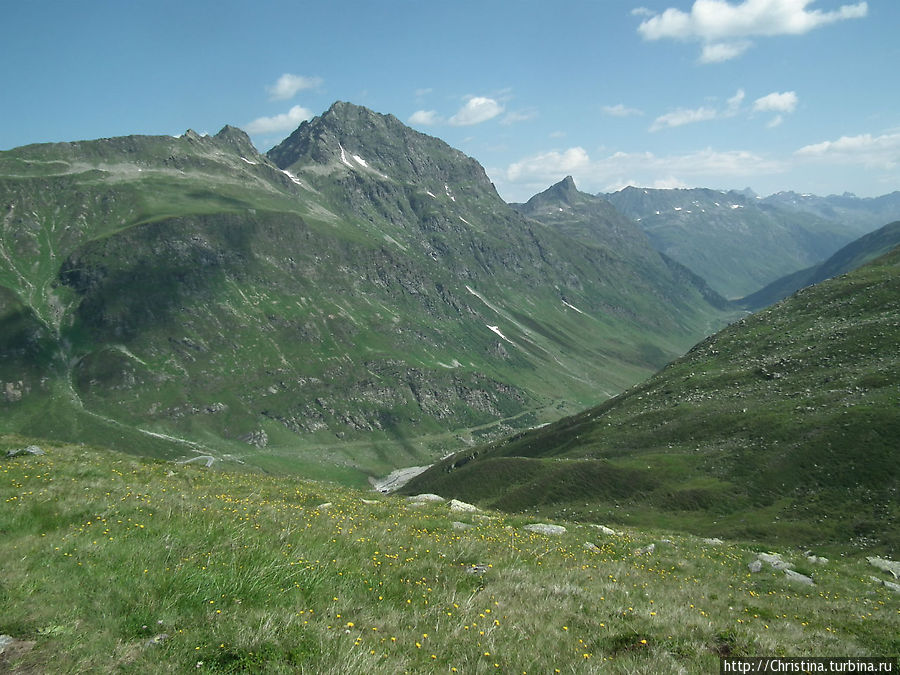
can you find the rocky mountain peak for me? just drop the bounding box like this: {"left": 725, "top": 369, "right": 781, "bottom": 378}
{"left": 266, "top": 100, "right": 497, "bottom": 196}
{"left": 214, "top": 125, "right": 258, "bottom": 157}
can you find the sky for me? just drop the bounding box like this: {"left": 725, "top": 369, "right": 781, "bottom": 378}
{"left": 2, "top": 0, "right": 898, "bottom": 202}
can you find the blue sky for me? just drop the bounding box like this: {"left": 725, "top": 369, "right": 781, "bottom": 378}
{"left": 3, "top": 0, "right": 898, "bottom": 201}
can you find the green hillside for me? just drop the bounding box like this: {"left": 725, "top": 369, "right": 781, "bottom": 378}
{"left": 404, "top": 247, "right": 900, "bottom": 550}
{"left": 0, "top": 103, "right": 728, "bottom": 483}
{"left": 605, "top": 187, "right": 860, "bottom": 299}
{"left": 738, "top": 221, "right": 900, "bottom": 310}
{"left": 2, "top": 438, "right": 897, "bottom": 673}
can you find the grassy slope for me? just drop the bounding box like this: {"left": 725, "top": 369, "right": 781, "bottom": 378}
{"left": 605, "top": 187, "right": 859, "bottom": 299}
{"left": 2, "top": 437, "right": 897, "bottom": 674}
{"left": 738, "top": 221, "right": 900, "bottom": 310}
{"left": 404, "top": 248, "right": 900, "bottom": 551}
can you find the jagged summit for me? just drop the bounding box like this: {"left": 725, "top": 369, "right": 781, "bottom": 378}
{"left": 266, "top": 101, "right": 496, "bottom": 195}
{"left": 214, "top": 124, "right": 258, "bottom": 157}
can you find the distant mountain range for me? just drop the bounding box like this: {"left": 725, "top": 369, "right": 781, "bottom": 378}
{"left": 603, "top": 186, "right": 900, "bottom": 299}
{"left": 0, "top": 102, "right": 728, "bottom": 482}
{"left": 404, "top": 245, "right": 900, "bottom": 548}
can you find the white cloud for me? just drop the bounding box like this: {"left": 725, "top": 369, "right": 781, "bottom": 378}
{"left": 795, "top": 131, "right": 900, "bottom": 168}
{"left": 726, "top": 88, "right": 746, "bottom": 114}
{"left": 493, "top": 145, "right": 782, "bottom": 201}
{"left": 501, "top": 109, "right": 538, "bottom": 125}
{"left": 650, "top": 106, "right": 718, "bottom": 131}
{"left": 408, "top": 110, "right": 441, "bottom": 126}
{"left": 505, "top": 147, "right": 591, "bottom": 183}
{"left": 602, "top": 104, "right": 644, "bottom": 117}
{"left": 414, "top": 87, "right": 433, "bottom": 98}
{"left": 753, "top": 90, "right": 798, "bottom": 113}
{"left": 265, "top": 74, "right": 321, "bottom": 101}
{"left": 245, "top": 105, "right": 312, "bottom": 134}
{"left": 449, "top": 97, "right": 504, "bottom": 126}
{"left": 638, "top": 0, "right": 868, "bottom": 62}
{"left": 700, "top": 40, "right": 752, "bottom": 62}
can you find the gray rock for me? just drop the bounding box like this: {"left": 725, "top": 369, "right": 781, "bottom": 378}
{"left": 6, "top": 445, "right": 44, "bottom": 458}
{"left": 452, "top": 521, "right": 473, "bottom": 530}
{"left": 869, "top": 576, "right": 900, "bottom": 594}
{"left": 806, "top": 555, "right": 828, "bottom": 565}
{"left": 635, "top": 543, "right": 656, "bottom": 555}
{"left": 584, "top": 542, "right": 601, "bottom": 553}
{"left": 866, "top": 556, "right": 900, "bottom": 579}
{"left": 449, "top": 499, "right": 479, "bottom": 513}
{"left": 523, "top": 523, "right": 567, "bottom": 536}
{"left": 0, "top": 635, "right": 12, "bottom": 652}
{"left": 591, "top": 524, "right": 621, "bottom": 536}
{"left": 784, "top": 569, "right": 815, "bottom": 585}
{"left": 316, "top": 502, "right": 332, "bottom": 510}
{"left": 757, "top": 552, "right": 794, "bottom": 570}
{"left": 748, "top": 560, "right": 763, "bottom": 573}
{"left": 703, "top": 537, "right": 724, "bottom": 545}
{"left": 464, "top": 563, "right": 490, "bottom": 575}
{"left": 406, "top": 493, "right": 445, "bottom": 503}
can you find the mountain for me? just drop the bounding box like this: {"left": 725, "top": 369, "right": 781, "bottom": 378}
{"left": 403, "top": 247, "right": 900, "bottom": 550}
{"left": 604, "top": 187, "right": 865, "bottom": 299}
{"left": 738, "top": 220, "right": 900, "bottom": 310}
{"left": 511, "top": 177, "right": 729, "bottom": 312}
{"left": 761, "top": 190, "right": 900, "bottom": 233}
{"left": 0, "top": 103, "right": 729, "bottom": 482}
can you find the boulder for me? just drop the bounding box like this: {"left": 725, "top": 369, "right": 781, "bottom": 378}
{"left": 406, "top": 493, "right": 445, "bottom": 503}
{"left": 591, "top": 524, "right": 621, "bottom": 536}
{"left": 449, "top": 499, "right": 479, "bottom": 513}
{"left": 757, "top": 552, "right": 794, "bottom": 570}
{"left": 747, "top": 560, "right": 763, "bottom": 573}
{"left": 5, "top": 445, "right": 44, "bottom": 458}
{"left": 452, "top": 521, "right": 473, "bottom": 531}
{"left": 784, "top": 569, "right": 815, "bottom": 586}
{"left": 584, "top": 542, "right": 601, "bottom": 553}
{"left": 523, "top": 523, "right": 567, "bottom": 536}
{"left": 870, "top": 576, "right": 900, "bottom": 594}
{"left": 866, "top": 556, "right": 900, "bottom": 579}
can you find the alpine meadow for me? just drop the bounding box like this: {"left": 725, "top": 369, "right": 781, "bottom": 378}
{"left": 2, "top": 1, "right": 900, "bottom": 672}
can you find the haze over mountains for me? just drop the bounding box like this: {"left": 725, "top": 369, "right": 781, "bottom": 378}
{"left": 1, "top": 101, "right": 898, "bottom": 542}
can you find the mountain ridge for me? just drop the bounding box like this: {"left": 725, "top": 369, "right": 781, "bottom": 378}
{"left": 0, "top": 102, "right": 729, "bottom": 483}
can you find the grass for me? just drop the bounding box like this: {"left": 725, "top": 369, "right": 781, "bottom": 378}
{"left": 2, "top": 436, "right": 898, "bottom": 673}
{"left": 405, "top": 247, "right": 900, "bottom": 552}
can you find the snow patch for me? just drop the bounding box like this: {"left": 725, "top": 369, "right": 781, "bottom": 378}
{"left": 240, "top": 157, "right": 258, "bottom": 165}
{"left": 458, "top": 216, "right": 471, "bottom": 225}
{"left": 352, "top": 154, "right": 369, "bottom": 168}
{"left": 487, "top": 325, "right": 514, "bottom": 344}
{"left": 338, "top": 143, "right": 354, "bottom": 169}
{"left": 562, "top": 300, "right": 586, "bottom": 315}
{"left": 426, "top": 190, "right": 437, "bottom": 198}
{"left": 673, "top": 207, "right": 682, "bottom": 211}
{"left": 281, "top": 169, "right": 303, "bottom": 185}
{"left": 730, "top": 204, "right": 744, "bottom": 209}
